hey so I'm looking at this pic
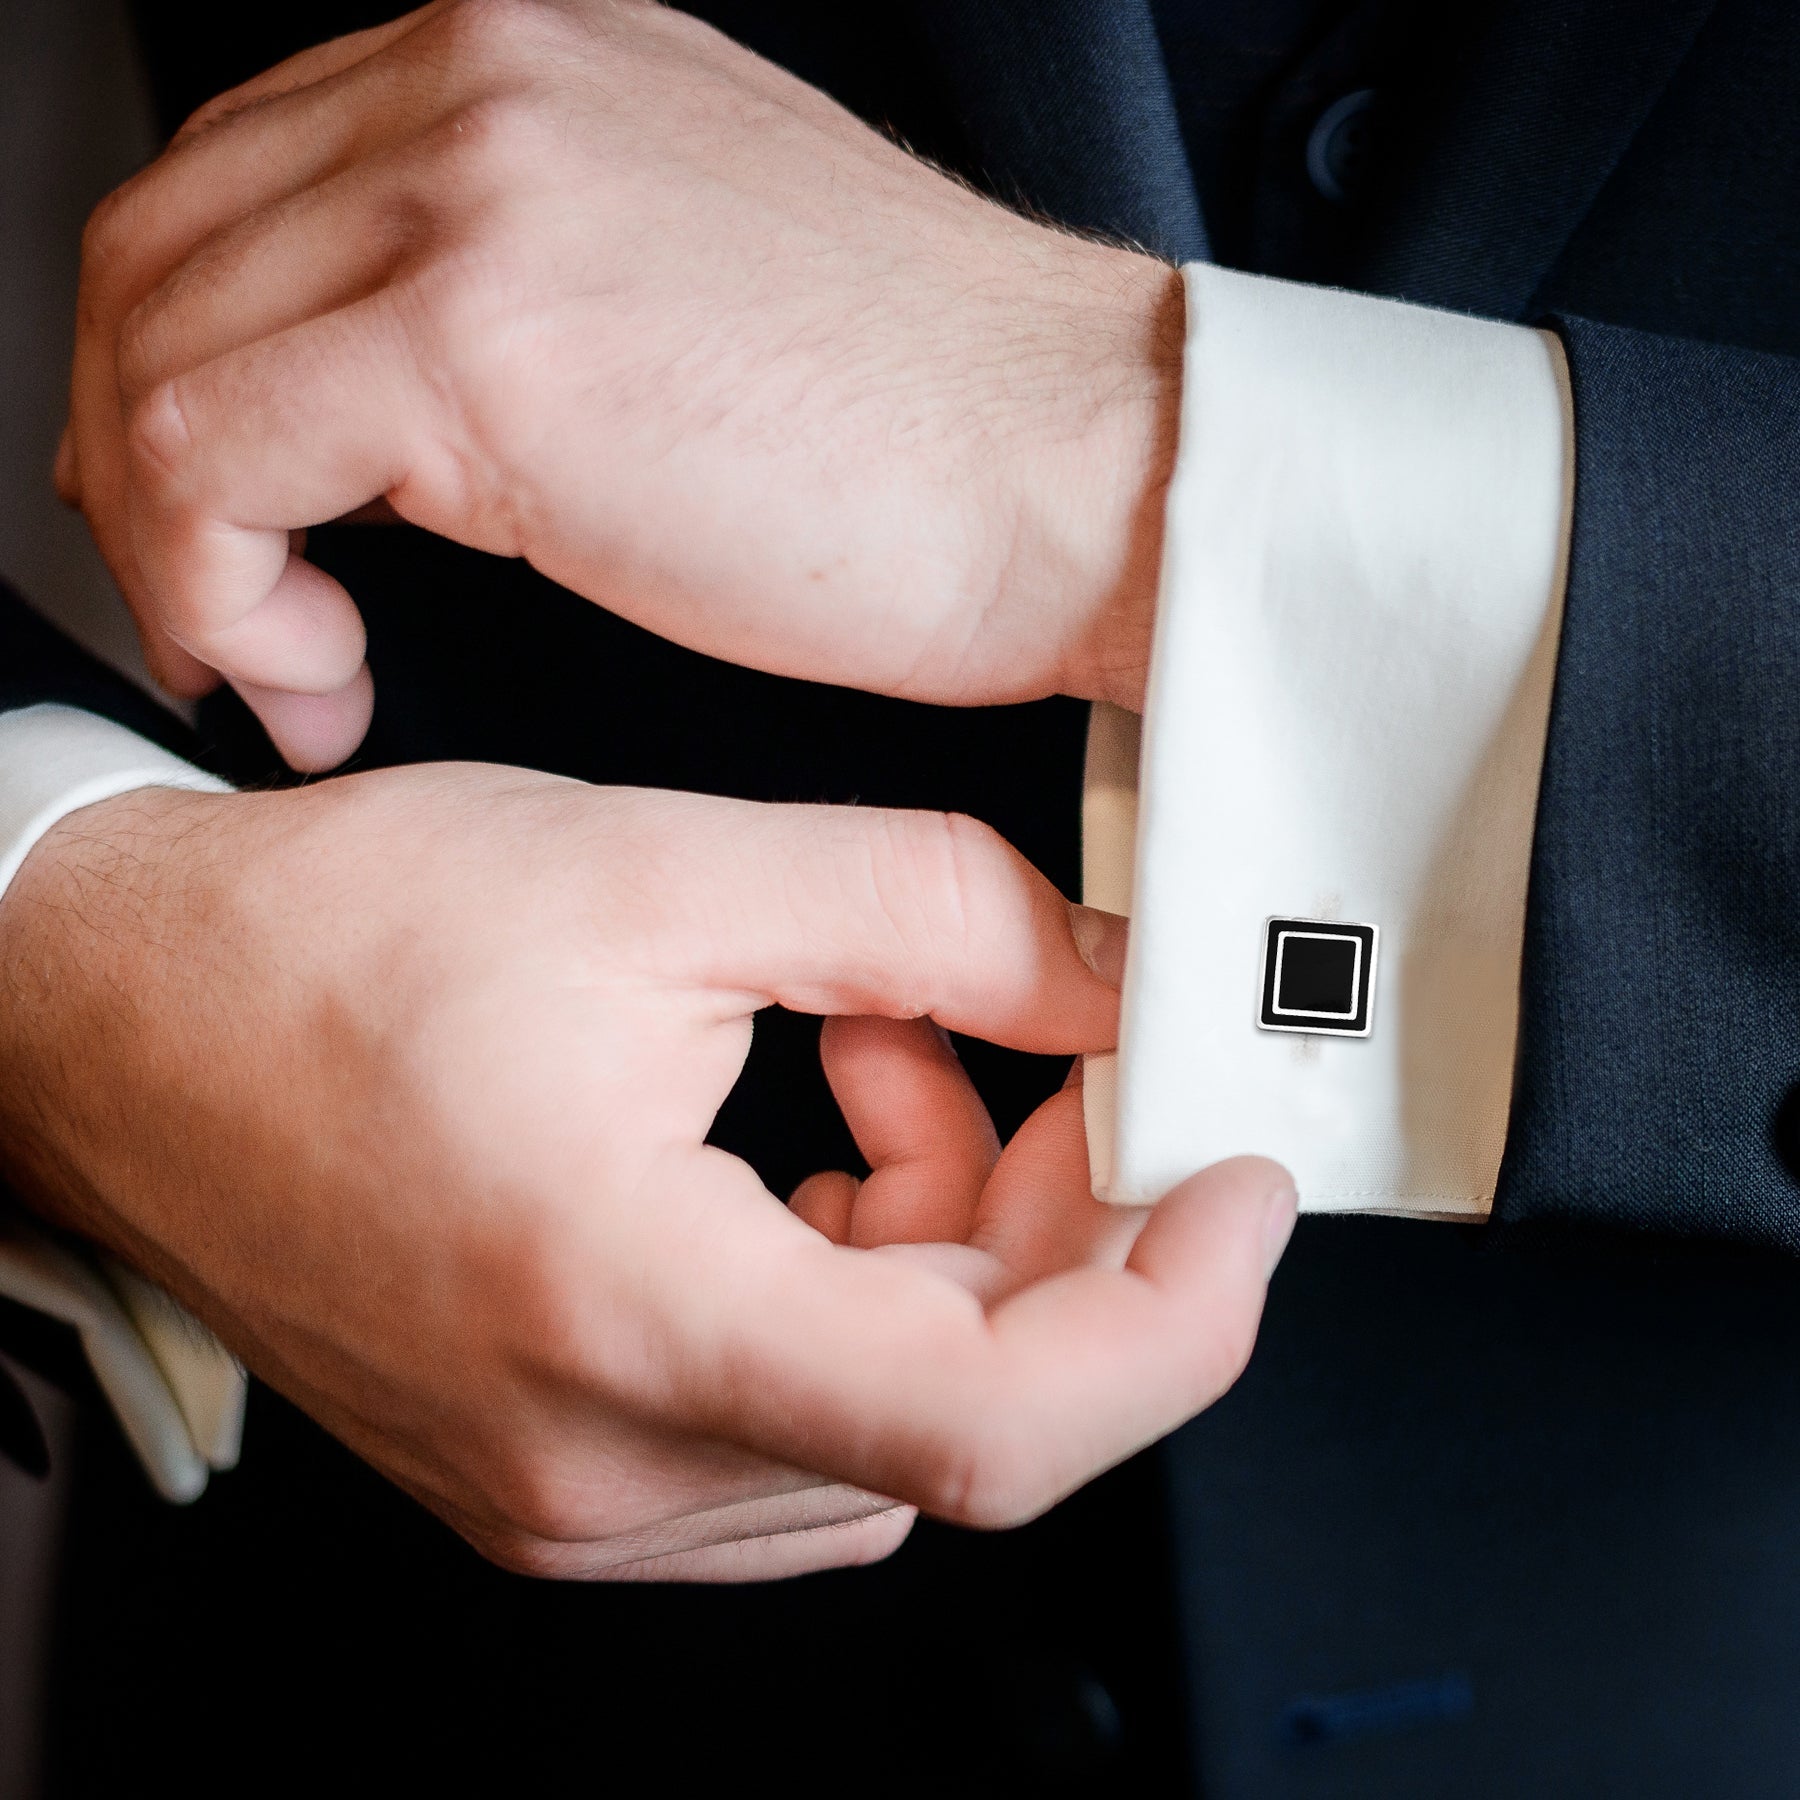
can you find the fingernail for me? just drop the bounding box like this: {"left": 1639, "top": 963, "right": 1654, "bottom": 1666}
{"left": 1069, "top": 904, "right": 1129, "bottom": 987}
{"left": 1262, "top": 1182, "right": 1298, "bottom": 1278}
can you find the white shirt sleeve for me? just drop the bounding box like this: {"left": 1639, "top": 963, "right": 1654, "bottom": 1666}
{"left": 1084, "top": 263, "right": 1573, "bottom": 1218}
{"left": 0, "top": 703, "right": 247, "bottom": 1498}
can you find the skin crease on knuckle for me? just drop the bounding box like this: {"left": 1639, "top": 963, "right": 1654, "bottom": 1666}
{"left": 881, "top": 808, "right": 1096, "bottom": 1050}
{"left": 114, "top": 298, "right": 171, "bottom": 420}
{"left": 121, "top": 381, "right": 197, "bottom": 522}
{"left": 743, "top": 807, "right": 955, "bottom": 1021}
{"left": 869, "top": 810, "right": 994, "bottom": 999}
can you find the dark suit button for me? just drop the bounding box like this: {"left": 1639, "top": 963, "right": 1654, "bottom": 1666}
{"left": 1307, "top": 89, "right": 1379, "bottom": 200}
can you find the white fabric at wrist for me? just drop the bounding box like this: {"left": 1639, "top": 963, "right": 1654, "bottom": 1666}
{"left": 1085, "top": 265, "right": 1572, "bottom": 1217}
{"left": 0, "top": 703, "right": 245, "bottom": 1500}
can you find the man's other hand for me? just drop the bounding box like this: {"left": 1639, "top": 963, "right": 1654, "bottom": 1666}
{"left": 60, "top": 0, "right": 1180, "bottom": 770}
{"left": 0, "top": 770, "right": 1291, "bottom": 1578}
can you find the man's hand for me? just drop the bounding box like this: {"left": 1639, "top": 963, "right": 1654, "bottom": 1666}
{"left": 60, "top": 0, "right": 1181, "bottom": 770}
{"left": 0, "top": 769, "right": 1291, "bottom": 1578}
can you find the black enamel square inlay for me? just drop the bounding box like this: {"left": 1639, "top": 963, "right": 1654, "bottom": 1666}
{"left": 1259, "top": 919, "right": 1378, "bottom": 1036}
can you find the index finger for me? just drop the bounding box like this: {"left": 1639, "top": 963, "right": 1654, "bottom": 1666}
{"left": 648, "top": 794, "right": 1128, "bottom": 1057}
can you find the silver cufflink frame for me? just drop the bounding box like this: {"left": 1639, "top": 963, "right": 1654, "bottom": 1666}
{"left": 1258, "top": 917, "right": 1379, "bottom": 1037}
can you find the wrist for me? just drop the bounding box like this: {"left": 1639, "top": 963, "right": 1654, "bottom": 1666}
{"left": 0, "top": 785, "right": 238, "bottom": 1241}
{"left": 998, "top": 249, "right": 1182, "bottom": 715}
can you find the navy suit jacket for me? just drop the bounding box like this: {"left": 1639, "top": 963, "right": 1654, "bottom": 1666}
{"left": 17, "top": 2, "right": 1800, "bottom": 1794}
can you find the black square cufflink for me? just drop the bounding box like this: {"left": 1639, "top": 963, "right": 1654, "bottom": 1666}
{"left": 1258, "top": 918, "right": 1379, "bottom": 1037}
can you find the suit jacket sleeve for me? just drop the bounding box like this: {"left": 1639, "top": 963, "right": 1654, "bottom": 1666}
{"left": 1498, "top": 316, "right": 1800, "bottom": 1251}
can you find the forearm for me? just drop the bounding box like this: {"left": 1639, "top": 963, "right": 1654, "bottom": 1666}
{"left": 0, "top": 767, "right": 245, "bottom": 1499}
{"left": 0, "top": 785, "right": 237, "bottom": 1249}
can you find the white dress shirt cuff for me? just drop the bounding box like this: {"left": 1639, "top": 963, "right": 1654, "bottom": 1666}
{"left": 1085, "top": 265, "right": 1572, "bottom": 1216}
{"left": 0, "top": 703, "right": 246, "bottom": 1498}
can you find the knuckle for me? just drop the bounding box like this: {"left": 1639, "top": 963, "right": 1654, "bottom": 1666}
{"left": 173, "top": 89, "right": 244, "bottom": 143}
{"left": 79, "top": 185, "right": 133, "bottom": 270}
{"left": 122, "top": 382, "right": 192, "bottom": 495}
{"left": 79, "top": 186, "right": 153, "bottom": 322}
{"left": 875, "top": 809, "right": 1009, "bottom": 955}
{"left": 464, "top": 1522, "right": 576, "bottom": 1580}
{"left": 921, "top": 1418, "right": 1050, "bottom": 1530}
{"left": 452, "top": 1266, "right": 632, "bottom": 1544}
{"left": 938, "top": 808, "right": 1013, "bottom": 906}
{"left": 506, "top": 1486, "right": 596, "bottom": 1549}
{"left": 434, "top": 90, "right": 556, "bottom": 191}
{"left": 115, "top": 296, "right": 165, "bottom": 405}
{"left": 436, "top": 0, "right": 569, "bottom": 91}
{"left": 476, "top": 1444, "right": 600, "bottom": 1548}
{"left": 439, "top": 0, "right": 527, "bottom": 55}
{"left": 935, "top": 807, "right": 1006, "bottom": 867}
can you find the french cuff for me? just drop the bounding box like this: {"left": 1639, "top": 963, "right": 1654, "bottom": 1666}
{"left": 1084, "top": 265, "right": 1572, "bottom": 1216}
{"left": 0, "top": 703, "right": 245, "bottom": 1499}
